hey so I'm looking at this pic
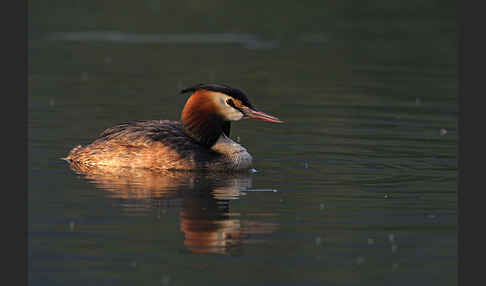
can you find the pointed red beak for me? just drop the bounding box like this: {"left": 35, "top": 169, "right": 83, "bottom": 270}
{"left": 240, "top": 107, "right": 283, "bottom": 123}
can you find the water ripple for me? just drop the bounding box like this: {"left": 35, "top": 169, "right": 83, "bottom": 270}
{"left": 44, "top": 31, "right": 280, "bottom": 50}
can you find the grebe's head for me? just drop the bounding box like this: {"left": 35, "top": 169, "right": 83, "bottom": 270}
{"left": 180, "top": 83, "right": 282, "bottom": 123}
{"left": 180, "top": 83, "right": 283, "bottom": 147}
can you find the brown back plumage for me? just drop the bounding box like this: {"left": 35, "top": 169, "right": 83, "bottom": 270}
{"left": 64, "top": 120, "right": 228, "bottom": 170}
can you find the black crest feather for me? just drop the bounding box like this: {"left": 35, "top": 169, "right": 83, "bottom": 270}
{"left": 180, "top": 83, "right": 254, "bottom": 109}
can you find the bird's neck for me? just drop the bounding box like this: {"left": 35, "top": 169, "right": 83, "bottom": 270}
{"left": 181, "top": 92, "right": 231, "bottom": 148}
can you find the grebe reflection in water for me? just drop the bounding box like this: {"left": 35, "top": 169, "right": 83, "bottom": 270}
{"left": 68, "top": 163, "right": 278, "bottom": 255}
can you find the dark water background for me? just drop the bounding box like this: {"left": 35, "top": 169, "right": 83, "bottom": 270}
{"left": 28, "top": 1, "right": 457, "bottom": 285}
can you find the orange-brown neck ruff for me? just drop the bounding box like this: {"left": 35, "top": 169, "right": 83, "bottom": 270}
{"left": 181, "top": 90, "right": 231, "bottom": 148}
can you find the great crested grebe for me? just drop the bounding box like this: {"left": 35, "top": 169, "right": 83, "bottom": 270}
{"left": 64, "top": 83, "right": 283, "bottom": 171}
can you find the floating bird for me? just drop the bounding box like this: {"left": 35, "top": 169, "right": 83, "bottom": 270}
{"left": 64, "top": 84, "right": 282, "bottom": 171}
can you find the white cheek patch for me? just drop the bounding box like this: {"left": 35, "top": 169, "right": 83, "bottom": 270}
{"left": 223, "top": 108, "right": 244, "bottom": 121}
{"left": 212, "top": 94, "right": 244, "bottom": 121}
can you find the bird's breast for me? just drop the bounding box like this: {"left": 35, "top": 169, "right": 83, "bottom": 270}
{"left": 211, "top": 134, "right": 253, "bottom": 170}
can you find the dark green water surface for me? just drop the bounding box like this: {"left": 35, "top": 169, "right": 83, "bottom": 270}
{"left": 28, "top": 1, "right": 456, "bottom": 285}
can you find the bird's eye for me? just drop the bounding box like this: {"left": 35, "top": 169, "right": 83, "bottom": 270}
{"left": 226, "top": 98, "right": 236, "bottom": 108}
